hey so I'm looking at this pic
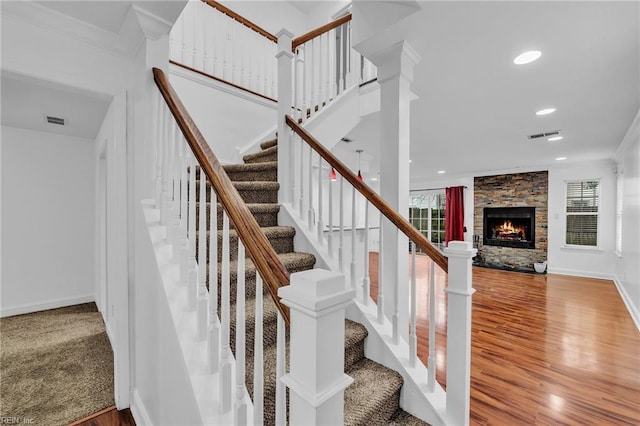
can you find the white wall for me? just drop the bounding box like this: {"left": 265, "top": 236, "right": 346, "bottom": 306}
{"left": 169, "top": 65, "right": 277, "bottom": 163}
{"left": 547, "top": 160, "right": 617, "bottom": 278}
{"left": 614, "top": 111, "right": 640, "bottom": 328}
{"left": 1, "top": 126, "right": 95, "bottom": 315}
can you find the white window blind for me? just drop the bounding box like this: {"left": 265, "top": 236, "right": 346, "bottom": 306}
{"left": 565, "top": 180, "right": 599, "bottom": 247}
{"left": 616, "top": 173, "right": 624, "bottom": 254}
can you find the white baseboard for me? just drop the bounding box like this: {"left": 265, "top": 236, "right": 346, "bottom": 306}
{"left": 546, "top": 267, "right": 615, "bottom": 281}
{"left": 0, "top": 294, "right": 95, "bottom": 318}
{"left": 131, "top": 389, "right": 152, "bottom": 426}
{"left": 613, "top": 275, "right": 640, "bottom": 332}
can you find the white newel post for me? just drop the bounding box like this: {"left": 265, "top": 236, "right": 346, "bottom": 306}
{"left": 369, "top": 41, "right": 421, "bottom": 343}
{"left": 443, "top": 241, "right": 476, "bottom": 426}
{"left": 278, "top": 269, "right": 355, "bottom": 425}
{"left": 276, "top": 29, "right": 294, "bottom": 205}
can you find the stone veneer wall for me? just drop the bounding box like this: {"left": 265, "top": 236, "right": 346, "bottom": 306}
{"left": 474, "top": 171, "right": 548, "bottom": 272}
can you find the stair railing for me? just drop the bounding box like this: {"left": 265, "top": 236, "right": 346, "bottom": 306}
{"left": 291, "top": 13, "right": 377, "bottom": 123}
{"left": 152, "top": 67, "right": 289, "bottom": 423}
{"left": 285, "top": 115, "right": 476, "bottom": 425}
{"left": 170, "top": 0, "right": 278, "bottom": 101}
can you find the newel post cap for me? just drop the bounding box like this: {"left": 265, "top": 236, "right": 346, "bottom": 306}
{"left": 443, "top": 241, "right": 477, "bottom": 259}
{"left": 278, "top": 269, "right": 354, "bottom": 315}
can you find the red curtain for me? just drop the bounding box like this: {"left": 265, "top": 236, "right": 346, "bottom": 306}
{"left": 445, "top": 186, "right": 465, "bottom": 245}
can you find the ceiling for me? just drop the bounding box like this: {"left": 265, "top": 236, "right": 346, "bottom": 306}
{"left": 342, "top": 1, "right": 639, "bottom": 182}
{"left": 1, "top": 72, "right": 111, "bottom": 139}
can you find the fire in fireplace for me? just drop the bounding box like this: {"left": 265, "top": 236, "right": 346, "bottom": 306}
{"left": 483, "top": 207, "right": 535, "bottom": 249}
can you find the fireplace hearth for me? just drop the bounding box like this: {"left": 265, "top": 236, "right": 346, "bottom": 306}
{"left": 483, "top": 207, "right": 535, "bottom": 249}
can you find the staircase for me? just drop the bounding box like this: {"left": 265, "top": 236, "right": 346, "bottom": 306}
{"left": 198, "top": 138, "right": 428, "bottom": 425}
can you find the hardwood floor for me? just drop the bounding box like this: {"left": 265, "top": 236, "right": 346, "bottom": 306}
{"left": 369, "top": 253, "right": 640, "bottom": 425}
{"left": 68, "top": 406, "right": 135, "bottom": 426}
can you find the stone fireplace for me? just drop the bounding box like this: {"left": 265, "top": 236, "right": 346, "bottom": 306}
{"left": 474, "top": 171, "right": 548, "bottom": 272}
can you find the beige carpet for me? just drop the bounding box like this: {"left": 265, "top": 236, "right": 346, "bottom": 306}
{"left": 0, "top": 303, "right": 114, "bottom": 425}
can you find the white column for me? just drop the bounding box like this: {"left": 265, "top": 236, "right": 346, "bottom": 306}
{"left": 443, "top": 241, "right": 476, "bottom": 426}
{"left": 276, "top": 29, "right": 294, "bottom": 205}
{"left": 369, "top": 41, "right": 421, "bottom": 343}
{"left": 278, "top": 269, "right": 355, "bottom": 425}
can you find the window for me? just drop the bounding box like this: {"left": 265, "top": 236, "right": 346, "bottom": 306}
{"left": 409, "top": 192, "right": 446, "bottom": 251}
{"left": 616, "top": 171, "right": 624, "bottom": 254}
{"left": 565, "top": 180, "right": 599, "bottom": 247}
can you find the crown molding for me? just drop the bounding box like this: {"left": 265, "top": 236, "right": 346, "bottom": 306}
{"left": 1, "top": 1, "right": 145, "bottom": 58}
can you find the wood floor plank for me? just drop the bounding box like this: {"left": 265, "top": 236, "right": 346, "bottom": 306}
{"left": 369, "top": 252, "right": 640, "bottom": 425}
{"left": 70, "top": 406, "right": 135, "bottom": 426}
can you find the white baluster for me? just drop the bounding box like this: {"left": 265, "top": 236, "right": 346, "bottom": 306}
{"left": 197, "top": 166, "right": 208, "bottom": 341}
{"left": 309, "top": 38, "right": 316, "bottom": 120}
{"left": 212, "top": 10, "right": 220, "bottom": 76}
{"left": 188, "top": 155, "right": 198, "bottom": 311}
{"left": 427, "top": 259, "right": 436, "bottom": 391}
{"left": 208, "top": 188, "right": 220, "bottom": 374}
{"left": 220, "top": 212, "right": 232, "bottom": 413}
{"left": 339, "top": 176, "right": 344, "bottom": 272}
{"left": 338, "top": 25, "right": 344, "bottom": 94}
{"left": 275, "top": 312, "right": 286, "bottom": 426}
{"left": 317, "top": 156, "right": 324, "bottom": 243}
{"left": 295, "top": 49, "right": 304, "bottom": 122}
{"left": 409, "top": 241, "right": 417, "bottom": 366}
{"left": 154, "top": 98, "right": 163, "bottom": 209}
{"left": 191, "top": 2, "right": 198, "bottom": 68}
{"left": 171, "top": 127, "right": 182, "bottom": 253}
{"left": 324, "top": 31, "right": 330, "bottom": 107}
{"left": 166, "top": 118, "right": 177, "bottom": 245}
{"left": 203, "top": 3, "right": 211, "bottom": 74}
{"left": 362, "top": 201, "right": 370, "bottom": 305}
{"left": 298, "top": 136, "right": 304, "bottom": 214}
{"left": 328, "top": 166, "right": 334, "bottom": 254}
{"left": 307, "top": 148, "right": 314, "bottom": 230}
{"left": 179, "top": 148, "right": 190, "bottom": 287}
{"left": 318, "top": 33, "right": 325, "bottom": 111}
{"left": 392, "top": 227, "right": 400, "bottom": 345}
{"left": 301, "top": 45, "right": 308, "bottom": 124}
{"left": 181, "top": 2, "right": 191, "bottom": 65}
{"left": 350, "top": 187, "right": 356, "bottom": 288}
{"left": 377, "top": 212, "right": 384, "bottom": 323}
{"left": 235, "top": 242, "right": 248, "bottom": 424}
{"left": 253, "top": 274, "right": 264, "bottom": 424}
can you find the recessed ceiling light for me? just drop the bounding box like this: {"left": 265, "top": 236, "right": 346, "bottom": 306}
{"left": 536, "top": 108, "right": 556, "bottom": 116}
{"left": 409, "top": 159, "right": 413, "bottom": 163}
{"left": 514, "top": 50, "right": 542, "bottom": 65}
{"left": 548, "top": 136, "right": 563, "bottom": 142}
{"left": 555, "top": 157, "right": 567, "bottom": 161}
{"left": 437, "top": 170, "right": 445, "bottom": 174}
{"left": 371, "top": 177, "right": 378, "bottom": 181}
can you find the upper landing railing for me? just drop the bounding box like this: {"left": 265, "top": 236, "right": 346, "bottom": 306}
{"left": 169, "top": 2, "right": 376, "bottom": 106}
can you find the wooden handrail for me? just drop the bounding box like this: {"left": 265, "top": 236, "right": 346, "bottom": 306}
{"left": 202, "top": 0, "right": 277, "bottom": 43}
{"left": 292, "top": 13, "right": 352, "bottom": 51}
{"left": 153, "top": 67, "right": 290, "bottom": 326}
{"left": 285, "top": 115, "right": 449, "bottom": 273}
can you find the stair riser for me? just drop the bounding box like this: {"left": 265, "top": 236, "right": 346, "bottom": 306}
{"left": 223, "top": 168, "right": 277, "bottom": 182}
{"left": 195, "top": 203, "right": 279, "bottom": 229}
{"left": 194, "top": 181, "right": 278, "bottom": 204}
{"left": 244, "top": 152, "right": 277, "bottom": 164}
{"left": 196, "top": 234, "right": 294, "bottom": 262}
{"left": 207, "top": 258, "right": 315, "bottom": 306}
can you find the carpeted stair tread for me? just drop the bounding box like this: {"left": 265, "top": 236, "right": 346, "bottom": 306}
{"left": 344, "top": 320, "right": 368, "bottom": 370}
{"left": 389, "top": 410, "right": 430, "bottom": 425}
{"left": 234, "top": 181, "right": 280, "bottom": 204}
{"left": 229, "top": 294, "right": 280, "bottom": 353}
{"left": 344, "top": 358, "right": 404, "bottom": 426}
{"left": 223, "top": 251, "right": 316, "bottom": 286}
{"left": 243, "top": 145, "right": 277, "bottom": 164}
{"left": 260, "top": 139, "right": 277, "bottom": 150}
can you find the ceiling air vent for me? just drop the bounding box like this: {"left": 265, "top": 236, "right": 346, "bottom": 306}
{"left": 528, "top": 130, "right": 560, "bottom": 140}
{"left": 46, "top": 116, "right": 65, "bottom": 126}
